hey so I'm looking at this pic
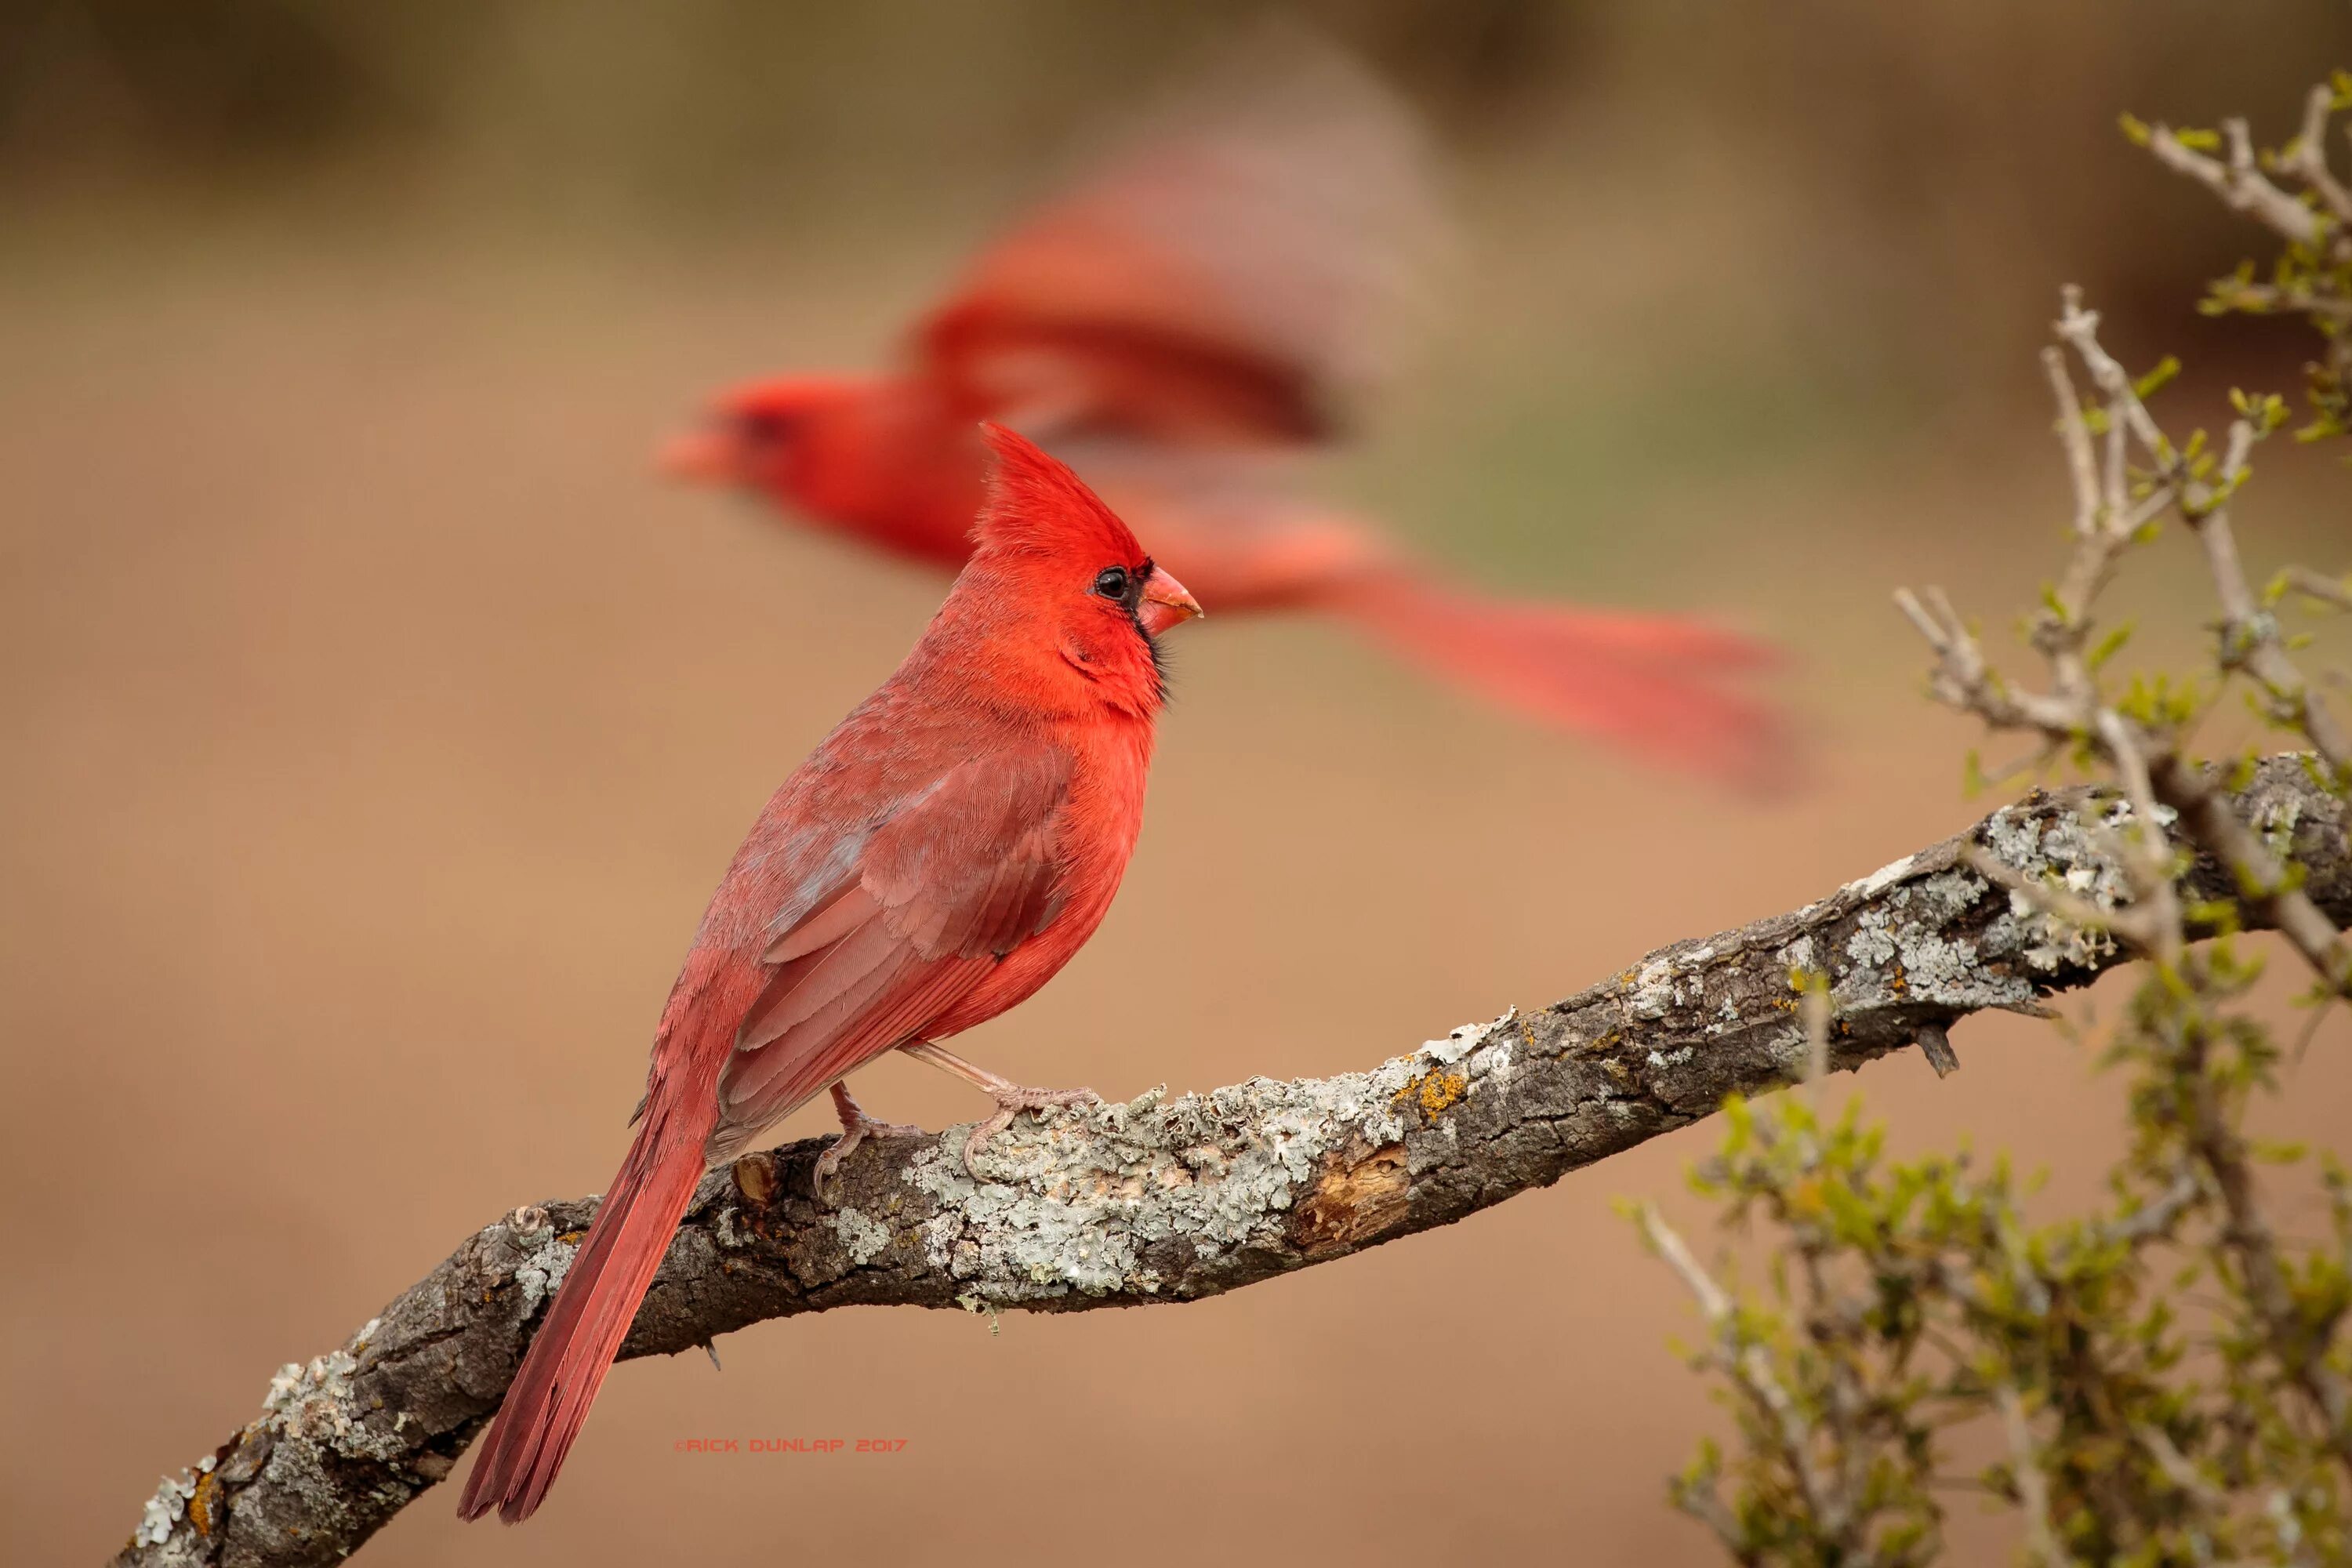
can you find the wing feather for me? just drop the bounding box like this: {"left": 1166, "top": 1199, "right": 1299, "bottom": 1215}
{"left": 760, "top": 882, "right": 878, "bottom": 965}
{"left": 913, "top": 34, "right": 1437, "bottom": 448}
{"left": 713, "top": 744, "right": 1075, "bottom": 1144}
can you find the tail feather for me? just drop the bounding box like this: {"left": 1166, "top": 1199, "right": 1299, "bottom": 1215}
{"left": 1465, "top": 599, "right": 1783, "bottom": 673}
{"left": 456, "top": 1093, "right": 714, "bottom": 1524}
{"left": 1333, "top": 575, "right": 1795, "bottom": 789}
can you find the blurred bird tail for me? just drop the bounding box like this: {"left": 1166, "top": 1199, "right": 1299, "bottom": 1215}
{"left": 1328, "top": 574, "right": 1796, "bottom": 790}
{"left": 456, "top": 1079, "right": 717, "bottom": 1524}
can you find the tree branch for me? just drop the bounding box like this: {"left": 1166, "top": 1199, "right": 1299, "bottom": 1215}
{"left": 2144, "top": 114, "right": 2347, "bottom": 261}
{"left": 117, "top": 756, "right": 2352, "bottom": 1568}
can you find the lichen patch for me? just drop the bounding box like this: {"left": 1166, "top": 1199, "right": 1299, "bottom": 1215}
{"left": 895, "top": 1006, "right": 1519, "bottom": 1307}
{"left": 832, "top": 1207, "right": 892, "bottom": 1266}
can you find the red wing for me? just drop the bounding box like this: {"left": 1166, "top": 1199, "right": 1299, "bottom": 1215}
{"left": 715, "top": 746, "right": 1074, "bottom": 1139}
{"left": 913, "top": 35, "right": 1439, "bottom": 449}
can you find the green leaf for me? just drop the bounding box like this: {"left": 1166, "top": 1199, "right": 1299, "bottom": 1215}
{"left": 2134, "top": 355, "right": 2182, "bottom": 400}
{"left": 2086, "top": 622, "right": 2136, "bottom": 671}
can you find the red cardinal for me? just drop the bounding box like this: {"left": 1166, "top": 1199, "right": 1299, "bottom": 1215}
{"left": 663, "top": 51, "right": 1788, "bottom": 786}
{"left": 458, "top": 426, "right": 1200, "bottom": 1524}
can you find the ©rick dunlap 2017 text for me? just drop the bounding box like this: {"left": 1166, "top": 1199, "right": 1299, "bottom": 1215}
{"left": 674, "top": 1438, "right": 909, "bottom": 1454}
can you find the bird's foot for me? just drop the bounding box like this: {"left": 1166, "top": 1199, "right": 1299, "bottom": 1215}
{"left": 813, "top": 1083, "right": 926, "bottom": 1204}
{"left": 960, "top": 1082, "right": 1100, "bottom": 1179}
{"left": 895, "top": 1040, "right": 1102, "bottom": 1180}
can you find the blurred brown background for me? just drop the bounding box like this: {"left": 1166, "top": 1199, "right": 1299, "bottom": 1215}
{"left": 6, "top": 3, "right": 2351, "bottom": 1563}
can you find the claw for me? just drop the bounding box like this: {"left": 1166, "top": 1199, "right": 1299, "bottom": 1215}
{"left": 894, "top": 1040, "right": 1102, "bottom": 1181}
{"left": 959, "top": 1083, "right": 1100, "bottom": 1179}
{"left": 813, "top": 1083, "right": 926, "bottom": 1206}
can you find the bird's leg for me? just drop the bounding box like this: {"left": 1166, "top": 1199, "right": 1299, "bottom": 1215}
{"left": 811, "top": 1080, "right": 927, "bottom": 1201}
{"left": 899, "top": 1040, "right": 1099, "bottom": 1178}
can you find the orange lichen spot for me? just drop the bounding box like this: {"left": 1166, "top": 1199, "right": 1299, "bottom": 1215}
{"left": 188, "top": 1470, "right": 222, "bottom": 1536}
{"left": 1394, "top": 1068, "right": 1467, "bottom": 1118}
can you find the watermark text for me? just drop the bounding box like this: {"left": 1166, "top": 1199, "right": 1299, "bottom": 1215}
{"left": 673, "top": 1437, "right": 909, "bottom": 1455}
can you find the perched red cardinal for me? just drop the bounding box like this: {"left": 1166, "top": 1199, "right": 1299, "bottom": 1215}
{"left": 457, "top": 426, "right": 1200, "bottom": 1524}
{"left": 663, "top": 48, "right": 1788, "bottom": 786}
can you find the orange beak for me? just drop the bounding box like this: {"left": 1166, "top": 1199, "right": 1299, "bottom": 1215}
{"left": 1137, "top": 564, "right": 1203, "bottom": 634}
{"left": 659, "top": 426, "right": 738, "bottom": 485}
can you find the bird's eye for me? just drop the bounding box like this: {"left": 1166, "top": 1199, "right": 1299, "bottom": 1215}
{"left": 735, "top": 409, "right": 789, "bottom": 445}
{"left": 1093, "top": 566, "right": 1131, "bottom": 601}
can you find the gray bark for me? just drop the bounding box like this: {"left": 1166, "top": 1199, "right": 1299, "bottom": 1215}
{"left": 115, "top": 756, "right": 2350, "bottom": 1567}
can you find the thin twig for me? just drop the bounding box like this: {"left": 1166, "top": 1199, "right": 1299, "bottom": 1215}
{"left": 2146, "top": 121, "right": 2329, "bottom": 252}
{"left": 2282, "top": 568, "right": 2352, "bottom": 613}
{"left": 2289, "top": 84, "right": 2352, "bottom": 229}
{"left": 1999, "top": 1385, "right": 2067, "bottom": 1566}
{"left": 1642, "top": 1203, "right": 1847, "bottom": 1536}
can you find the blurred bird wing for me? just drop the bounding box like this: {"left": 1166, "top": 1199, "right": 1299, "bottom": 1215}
{"left": 1035, "top": 433, "right": 1397, "bottom": 604}
{"left": 912, "top": 33, "right": 1443, "bottom": 448}
{"left": 716, "top": 745, "right": 1075, "bottom": 1134}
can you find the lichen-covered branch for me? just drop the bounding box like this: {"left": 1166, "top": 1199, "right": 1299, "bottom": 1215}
{"left": 1903, "top": 289, "right": 2352, "bottom": 992}
{"left": 1893, "top": 260, "right": 2352, "bottom": 1531}
{"left": 116, "top": 756, "right": 2352, "bottom": 1568}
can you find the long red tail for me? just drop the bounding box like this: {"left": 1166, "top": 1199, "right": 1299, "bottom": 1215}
{"left": 456, "top": 1076, "right": 717, "bottom": 1523}
{"left": 1329, "top": 573, "right": 1795, "bottom": 789}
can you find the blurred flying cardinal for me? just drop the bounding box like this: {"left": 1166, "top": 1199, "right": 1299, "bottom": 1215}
{"left": 663, "top": 45, "right": 1789, "bottom": 787}
{"left": 457, "top": 427, "right": 1200, "bottom": 1524}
